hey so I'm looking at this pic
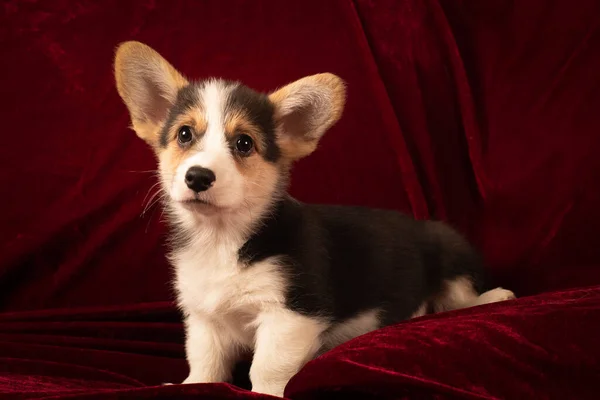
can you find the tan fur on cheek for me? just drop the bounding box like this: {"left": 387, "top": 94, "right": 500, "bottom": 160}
{"left": 158, "top": 142, "right": 188, "bottom": 187}
{"left": 236, "top": 154, "right": 281, "bottom": 205}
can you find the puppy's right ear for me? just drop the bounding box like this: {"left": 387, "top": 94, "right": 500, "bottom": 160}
{"left": 114, "top": 41, "right": 188, "bottom": 146}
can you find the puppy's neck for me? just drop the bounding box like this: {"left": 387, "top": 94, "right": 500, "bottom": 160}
{"left": 167, "top": 194, "right": 284, "bottom": 250}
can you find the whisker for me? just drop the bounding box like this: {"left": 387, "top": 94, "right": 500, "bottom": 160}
{"left": 143, "top": 192, "right": 170, "bottom": 233}
{"left": 142, "top": 189, "right": 167, "bottom": 217}
{"left": 141, "top": 181, "right": 163, "bottom": 205}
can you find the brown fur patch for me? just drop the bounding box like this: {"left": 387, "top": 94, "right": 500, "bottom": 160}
{"left": 157, "top": 108, "right": 208, "bottom": 180}
{"left": 223, "top": 110, "right": 282, "bottom": 201}
{"left": 161, "top": 107, "right": 208, "bottom": 146}
{"left": 224, "top": 109, "right": 268, "bottom": 157}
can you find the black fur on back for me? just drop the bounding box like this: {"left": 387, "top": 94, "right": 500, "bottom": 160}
{"left": 239, "top": 196, "right": 487, "bottom": 325}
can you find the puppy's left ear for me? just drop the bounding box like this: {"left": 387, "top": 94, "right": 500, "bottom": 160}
{"left": 269, "top": 73, "right": 346, "bottom": 161}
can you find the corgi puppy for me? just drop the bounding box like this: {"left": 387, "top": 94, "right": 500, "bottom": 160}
{"left": 114, "top": 41, "right": 516, "bottom": 398}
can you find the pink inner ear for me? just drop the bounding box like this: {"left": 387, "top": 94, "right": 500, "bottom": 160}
{"left": 140, "top": 80, "right": 173, "bottom": 124}
{"left": 279, "top": 104, "right": 314, "bottom": 140}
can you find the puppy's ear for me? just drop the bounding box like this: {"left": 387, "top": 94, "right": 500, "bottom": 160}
{"left": 269, "top": 73, "right": 346, "bottom": 162}
{"left": 114, "top": 41, "right": 188, "bottom": 146}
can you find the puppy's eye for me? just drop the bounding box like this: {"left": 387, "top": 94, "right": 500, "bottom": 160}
{"left": 178, "top": 126, "right": 193, "bottom": 144}
{"left": 235, "top": 134, "right": 254, "bottom": 155}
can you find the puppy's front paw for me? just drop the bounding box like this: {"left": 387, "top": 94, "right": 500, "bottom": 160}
{"left": 161, "top": 382, "right": 174, "bottom": 386}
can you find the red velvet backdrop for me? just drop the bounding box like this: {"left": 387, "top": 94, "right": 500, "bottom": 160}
{"left": 1, "top": 0, "right": 600, "bottom": 399}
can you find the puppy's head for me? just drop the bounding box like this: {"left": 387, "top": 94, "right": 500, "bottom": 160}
{"left": 114, "top": 41, "right": 345, "bottom": 218}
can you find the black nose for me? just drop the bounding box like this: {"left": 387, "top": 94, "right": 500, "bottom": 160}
{"left": 185, "top": 166, "right": 216, "bottom": 192}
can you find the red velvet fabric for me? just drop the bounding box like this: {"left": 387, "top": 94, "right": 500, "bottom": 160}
{"left": 2, "top": 0, "right": 600, "bottom": 398}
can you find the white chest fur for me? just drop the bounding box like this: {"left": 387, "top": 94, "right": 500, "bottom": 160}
{"left": 172, "top": 237, "right": 287, "bottom": 347}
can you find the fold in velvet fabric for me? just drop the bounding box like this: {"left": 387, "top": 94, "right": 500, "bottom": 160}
{"left": 288, "top": 286, "right": 600, "bottom": 399}
{"left": 1, "top": 287, "right": 599, "bottom": 399}
{"left": 1, "top": 0, "right": 600, "bottom": 398}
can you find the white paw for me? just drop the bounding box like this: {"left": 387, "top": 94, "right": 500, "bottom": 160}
{"left": 161, "top": 382, "right": 174, "bottom": 386}
{"left": 477, "top": 287, "right": 516, "bottom": 305}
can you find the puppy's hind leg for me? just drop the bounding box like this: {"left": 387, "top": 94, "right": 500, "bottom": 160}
{"left": 431, "top": 276, "right": 480, "bottom": 313}
{"left": 470, "top": 287, "right": 516, "bottom": 307}
{"left": 426, "top": 221, "right": 516, "bottom": 312}
{"left": 432, "top": 276, "right": 516, "bottom": 312}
